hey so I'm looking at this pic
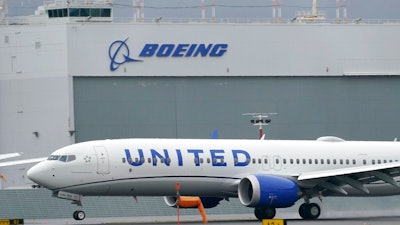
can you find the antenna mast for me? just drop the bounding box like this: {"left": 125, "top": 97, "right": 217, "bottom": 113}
{"left": 243, "top": 113, "right": 277, "bottom": 139}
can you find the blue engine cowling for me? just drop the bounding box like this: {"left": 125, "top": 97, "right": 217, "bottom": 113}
{"left": 238, "top": 174, "right": 299, "bottom": 208}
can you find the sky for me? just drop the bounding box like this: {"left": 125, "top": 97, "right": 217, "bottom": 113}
{"left": 5, "top": 0, "right": 400, "bottom": 20}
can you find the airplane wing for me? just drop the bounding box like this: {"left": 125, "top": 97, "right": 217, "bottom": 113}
{"left": 297, "top": 162, "right": 400, "bottom": 196}
{"left": 0, "top": 153, "right": 21, "bottom": 161}
{"left": 0, "top": 157, "right": 47, "bottom": 167}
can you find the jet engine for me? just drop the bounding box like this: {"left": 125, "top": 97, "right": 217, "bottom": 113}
{"left": 238, "top": 174, "right": 299, "bottom": 208}
{"left": 163, "top": 196, "right": 223, "bottom": 208}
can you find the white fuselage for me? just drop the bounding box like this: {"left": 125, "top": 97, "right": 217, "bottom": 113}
{"left": 27, "top": 138, "right": 400, "bottom": 197}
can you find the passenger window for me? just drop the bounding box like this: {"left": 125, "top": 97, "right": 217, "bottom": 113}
{"left": 346, "top": 159, "right": 349, "bottom": 165}
{"left": 352, "top": 159, "right": 356, "bottom": 165}
{"left": 327, "top": 159, "right": 330, "bottom": 164}
{"left": 302, "top": 159, "right": 306, "bottom": 164}
{"left": 252, "top": 158, "right": 256, "bottom": 164}
{"left": 363, "top": 159, "right": 366, "bottom": 165}
{"left": 320, "top": 159, "right": 324, "bottom": 164}
{"left": 372, "top": 160, "right": 375, "bottom": 165}
{"left": 296, "top": 159, "right": 300, "bottom": 164}
{"left": 314, "top": 159, "right": 318, "bottom": 164}
{"left": 377, "top": 160, "right": 381, "bottom": 164}
{"left": 258, "top": 158, "right": 262, "bottom": 164}
{"left": 276, "top": 158, "right": 279, "bottom": 164}
{"left": 333, "top": 159, "right": 337, "bottom": 164}
{"left": 122, "top": 158, "right": 126, "bottom": 163}
{"left": 283, "top": 159, "right": 287, "bottom": 164}
{"left": 264, "top": 158, "right": 268, "bottom": 164}
{"left": 290, "top": 159, "right": 294, "bottom": 164}
{"left": 309, "top": 159, "right": 312, "bottom": 164}
{"left": 340, "top": 159, "right": 343, "bottom": 165}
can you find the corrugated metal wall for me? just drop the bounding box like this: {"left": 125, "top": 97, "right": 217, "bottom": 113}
{"left": 74, "top": 76, "right": 400, "bottom": 142}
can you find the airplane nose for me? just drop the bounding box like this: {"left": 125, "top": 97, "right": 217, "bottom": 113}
{"left": 27, "top": 162, "right": 48, "bottom": 187}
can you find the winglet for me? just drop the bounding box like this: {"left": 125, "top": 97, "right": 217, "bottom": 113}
{"left": 211, "top": 129, "right": 219, "bottom": 139}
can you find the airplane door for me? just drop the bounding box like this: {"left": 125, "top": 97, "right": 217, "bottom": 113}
{"left": 273, "top": 156, "right": 282, "bottom": 171}
{"left": 94, "top": 146, "right": 110, "bottom": 175}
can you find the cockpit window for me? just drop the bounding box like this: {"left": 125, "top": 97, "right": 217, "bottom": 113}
{"left": 59, "top": 155, "right": 67, "bottom": 162}
{"left": 47, "top": 155, "right": 76, "bottom": 162}
{"left": 67, "top": 155, "right": 76, "bottom": 162}
{"left": 48, "top": 155, "right": 60, "bottom": 160}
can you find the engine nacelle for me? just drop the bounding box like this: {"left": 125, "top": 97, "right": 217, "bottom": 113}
{"left": 163, "top": 196, "right": 223, "bottom": 208}
{"left": 238, "top": 174, "right": 299, "bottom": 208}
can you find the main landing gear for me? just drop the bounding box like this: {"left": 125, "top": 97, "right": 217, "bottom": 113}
{"left": 254, "top": 203, "right": 321, "bottom": 221}
{"left": 254, "top": 207, "right": 276, "bottom": 220}
{"left": 73, "top": 210, "right": 85, "bottom": 220}
{"left": 298, "top": 203, "right": 321, "bottom": 220}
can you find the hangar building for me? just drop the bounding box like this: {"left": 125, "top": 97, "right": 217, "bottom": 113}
{"left": 1, "top": 0, "right": 400, "bottom": 219}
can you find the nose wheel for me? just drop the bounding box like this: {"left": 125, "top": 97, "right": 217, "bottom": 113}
{"left": 73, "top": 210, "right": 85, "bottom": 220}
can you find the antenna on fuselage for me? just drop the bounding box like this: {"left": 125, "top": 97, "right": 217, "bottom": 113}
{"left": 242, "top": 112, "right": 277, "bottom": 139}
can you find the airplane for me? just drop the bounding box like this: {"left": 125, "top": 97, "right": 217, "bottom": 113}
{"left": 27, "top": 136, "right": 400, "bottom": 221}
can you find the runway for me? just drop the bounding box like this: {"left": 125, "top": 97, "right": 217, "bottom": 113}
{"left": 22, "top": 215, "right": 400, "bottom": 225}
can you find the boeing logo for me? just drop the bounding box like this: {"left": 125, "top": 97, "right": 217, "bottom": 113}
{"left": 108, "top": 38, "right": 228, "bottom": 71}
{"left": 108, "top": 38, "right": 142, "bottom": 71}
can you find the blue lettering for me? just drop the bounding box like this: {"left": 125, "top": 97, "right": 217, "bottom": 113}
{"left": 150, "top": 149, "right": 170, "bottom": 166}
{"left": 139, "top": 44, "right": 158, "bottom": 57}
{"left": 210, "top": 44, "right": 228, "bottom": 56}
{"left": 176, "top": 149, "right": 183, "bottom": 166}
{"left": 194, "top": 44, "right": 212, "bottom": 57}
{"left": 185, "top": 44, "right": 197, "bottom": 57}
{"left": 187, "top": 149, "right": 203, "bottom": 166}
{"left": 210, "top": 149, "right": 227, "bottom": 167}
{"left": 232, "top": 150, "right": 250, "bottom": 167}
{"left": 125, "top": 149, "right": 144, "bottom": 166}
{"left": 157, "top": 44, "right": 174, "bottom": 57}
{"left": 172, "top": 44, "right": 189, "bottom": 57}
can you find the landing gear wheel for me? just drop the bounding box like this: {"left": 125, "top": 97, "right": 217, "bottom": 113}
{"left": 254, "top": 207, "right": 276, "bottom": 221}
{"left": 73, "top": 210, "right": 85, "bottom": 220}
{"left": 299, "top": 203, "right": 320, "bottom": 220}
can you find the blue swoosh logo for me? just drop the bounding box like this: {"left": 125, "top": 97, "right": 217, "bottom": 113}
{"left": 108, "top": 38, "right": 142, "bottom": 71}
